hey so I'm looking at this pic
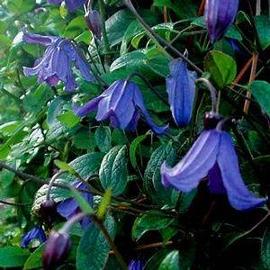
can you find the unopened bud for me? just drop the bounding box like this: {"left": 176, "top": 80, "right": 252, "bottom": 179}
{"left": 39, "top": 199, "right": 57, "bottom": 225}
{"left": 85, "top": 9, "right": 102, "bottom": 40}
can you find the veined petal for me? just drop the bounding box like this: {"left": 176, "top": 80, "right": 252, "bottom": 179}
{"left": 57, "top": 198, "right": 78, "bottom": 219}
{"left": 166, "top": 59, "right": 196, "bottom": 127}
{"left": 74, "top": 96, "right": 102, "bottom": 117}
{"left": 161, "top": 130, "right": 220, "bottom": 192}
{"left": 205, "top": 0, "right": 239, "bottom": 42}
{"left": 217, "top": 131, "right": 267, "bottom": 210}
{"left": 208, "top": 163, "right": 226, "bottom": 194}
{"left": 133, "top": 86, "right": 168, "bottom": 134}
{"left": 74, "top": 51, "right": 95, "bottom": 82}
{"left": 23, "top": 32, "right": 57, "bottom": 46}
{"left": 65, "top": 0, "right": 85, "bottom": 12}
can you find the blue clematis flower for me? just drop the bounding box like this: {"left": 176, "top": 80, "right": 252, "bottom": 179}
{"left": 166, "top": 58, "right": 197, "bottom": 127}
{"left": 22, "top": 32, "right": 94, "bottom": 92}
{"left": 57, "top": 181, "right": 93, "bottom": 229}
{"left": 48, "top": 0, "right": 85, "bottom": 12}
{"left": 74, "top": 79, "right": 168, "bottom": 134}
{"left": 161, "top": 127, "right": 267, "bottom": 211}
{"left": 128, "top": 259, "right": 144, "bottom": 270}
{"left": 204, "top": 0, "right": 239, "bottom": 43}
{"left": 21, "top": 226, "right": 46, "bottom": 248}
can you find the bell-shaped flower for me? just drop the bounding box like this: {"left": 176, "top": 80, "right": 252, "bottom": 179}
{"left": 48, "top": 0, "right": 85, "bottom": 12}
{"left": 161, "top": 128, "right": 267, "bottom": 211}
{"left": 85, "top": 9, "right": 102, "bottom": 40}
{"left": 22, "top": 32, "right": 94, "bottom": 92}
{"left": 57, "top": 181, "right": 92, "bottom": 229}
{"left": 21, "top": 226, "right": 46, "bottom": 248}
{"left": 204, "top": 0, "right": 239, "bottom": 43}
{"left": 74, "top": 79, "right": 168, "bottom": 134}
{"left": 43, "top": 231, "right": 71, "bottom": 270}
{"left": 166, "top": 58, "right": 197, "bottom": 127}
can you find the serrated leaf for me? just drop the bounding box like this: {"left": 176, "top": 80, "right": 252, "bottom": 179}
{"left": 132, "top": 211, "right": 174, "bottom": 240}
{"left": 95, "top": 126, "right": 112, "bottom": 153}
{"left": 57, "top": 110, "right": 80, "bottom": 128}
{"left": 204, "top": 50, "right": 237, "bottom": 89}
{"left": 99, "top": 146, "right": 128, "bottom": 196}
{"left": 76, "top": 215, "right": 116, "bottom": 270}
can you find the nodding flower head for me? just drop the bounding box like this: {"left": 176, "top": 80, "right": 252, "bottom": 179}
{"left": 21, "top": 226, "right": 46, "bottom": 248}
{"left": 22, "top": 32, "right": 94, "bottom": 92}
{"left": 204, "top": 0, "right": 239, "bottom": 43}
{"left": 43, "top": 231, "right": 71, "bottom": 270}
{"left": 128, "top": 259, "right": 144, "bottom": 270}
{"left": 48, "top": 0, "right": 85, "bottom": 12}
{"left": 166, "top": 58, "right": 197, "bottom": 127}
{"left": 57, "top": 181, "right": 93, "bottom": 229}
{"left": 74, "top": 79, "right": 168, "bottom": 135}
{"left": 161, "top": 118, "right": 267, "bottom": 211}
{"left": 85, "top": 9, "right": 102, "bottom": 40}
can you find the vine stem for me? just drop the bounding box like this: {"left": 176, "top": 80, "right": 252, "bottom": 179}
{"left": 124, "top": 0, "right": 203, "bottom": 74}
{"left": 98, "top": 0, "right": 110, "bottom": 55}
{"left": 243, "top": 53, "right": 258, "bottom": 114}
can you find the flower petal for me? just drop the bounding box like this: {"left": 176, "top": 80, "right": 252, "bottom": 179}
{"left": 21, "top": 226, "right": 46, "bottom": 248}
{"left": 57, "top": 198, "right": 79, "bottom": 219}
{"left": 217, "top": 131, "right": 267, "bottom": 210}
{"left": 208, "top": 162, "right": 226, "bottom": 194}
{"left": 23, "top": 32, "right": 57, "bottom": 46}
{"left": 161, "top": 130, "right": 220, "bottom": 192}
{"left": 74, "top": 96, "right": 102, "bottom": 117}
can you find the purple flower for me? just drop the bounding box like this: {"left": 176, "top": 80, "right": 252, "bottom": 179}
{"left": 128, "top": 259, "right": 144, "bottom": 270}
{"left": 74, "top": 79, "right": 168, "bottom": 134}
{"left": 85, "top": 9, "right": 102, "bottom": 40}
{"left": 48, "top": 0, "right": 85, "bottom": 12}
{"left": 166, "top": 59, "right": 197, "bottom": 127}
{"left": 21, "top": 226, "right": 46, "bottom": 248}
{"left": 57, "top": 181, "right": 92, "bottom": 229}
{"left": 23, "top": 32, "right": 94, "bottom": 92}
{"left": 204, "top": 0, "right": 239, "bottom": 43}
{"left": 161, "top": 128, "right": 267, "bottom": 211}
{"left": 43, "top": 231, "right": 71, "bottom": 270}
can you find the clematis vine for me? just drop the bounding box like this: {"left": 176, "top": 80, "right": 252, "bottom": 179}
{"left": 74, "top": 79, "right": 168, "bottom": 134}
{"left": 21, "top": 226, "right": 46, "bottom": 248}
{"left": 57, "top": 181, "right": 93, "bottom": 229}
{"left": 166, "top": 58, "right": 197, "bottom": 127}
{"left": 22, "top": 32, "right": 94, "bottom": 92}
{"left": 161, "top": 78, "right": 267, "bottom": 211}
{"left": 48, "top": 0, "right": 85, "bottom": 12}
{"left": 204, "top": 0, "right": 239, "bottom": 43}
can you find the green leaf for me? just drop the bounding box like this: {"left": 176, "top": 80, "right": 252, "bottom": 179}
{"left": 95, "top": 126, "right": 112, "bottom": 153}
{"left": 204, "top": 50, "right": 237, "bottom": 89}
{"left": 132, "top": 211, "right": 174, "bottom": 240}
{"left": 76, "top": 215, "right": 116, "bottom": 270}
{"left": 129, "top": 132, "right": 150, "bottom": 169}
{"left": 159, "top": 251, "right": 180, "bottom": 270}
{"left": 250, "top": 80, "right": 270, "bottom": 116}
{"left": 0, "top": 246, "right": 30, "bottom": 268}
{"left": 99, "top": 146, "right": 128, "bottom": 196}
{"left": 23, "top": 244, "right": 44, "bottom": 270}
{"left": 255, "top": 16, "right": 270, "bottom": 50}
{"left": 261, "top": 228, "right": 270, "bottom": 269}
{"left": 54, "top": 160, "right": 76, "bottom": 174}
{"left": 57, "top": 110, "right": 80, "bottom": 129}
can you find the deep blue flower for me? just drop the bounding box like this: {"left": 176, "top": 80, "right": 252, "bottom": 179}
{"left": 23, "top": 32, "right": 94, "bottom": 92}
{"left": 57, "top": 181, "right": 93, "bottom": 229}
{"left": 161, "top": 128, "right": 267, "bottom": 211}
{"left": 74, "top": 79, "right": 168, "bottom": 134}
{"left": 128, "top": 259, "right": 144, "bottom": 270}
{"left": 204, "top": 0, "right": 239, "bottom": 43}
{"left": 21, "top": 226, "right": 46, "bottom": 248}
{"left": 43, "top": 231, "right": 71, "bottom": 270}
{"left": 166, "top": 58, "right": 197, "bottom": 127}
{"left": 48, "top": 0, "right": 85, "bottom": 12}
{"left": 85, "top": 9, "right": 102, "bottom": 40}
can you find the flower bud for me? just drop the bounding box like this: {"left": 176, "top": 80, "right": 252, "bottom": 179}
{"left": 204, "top": 111, "right": 222, "bottom": 130}
{"left": 85, "top": 9, "right": 102, "bottom": 40}
{"left": 39, "top": 199, "right": 57, "bottom": 225}
{"left": 204, "top": 0, "right": 239, "bottom": 43}
{"left": 43, "top": 231, "right": 71, "bottom": 270}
